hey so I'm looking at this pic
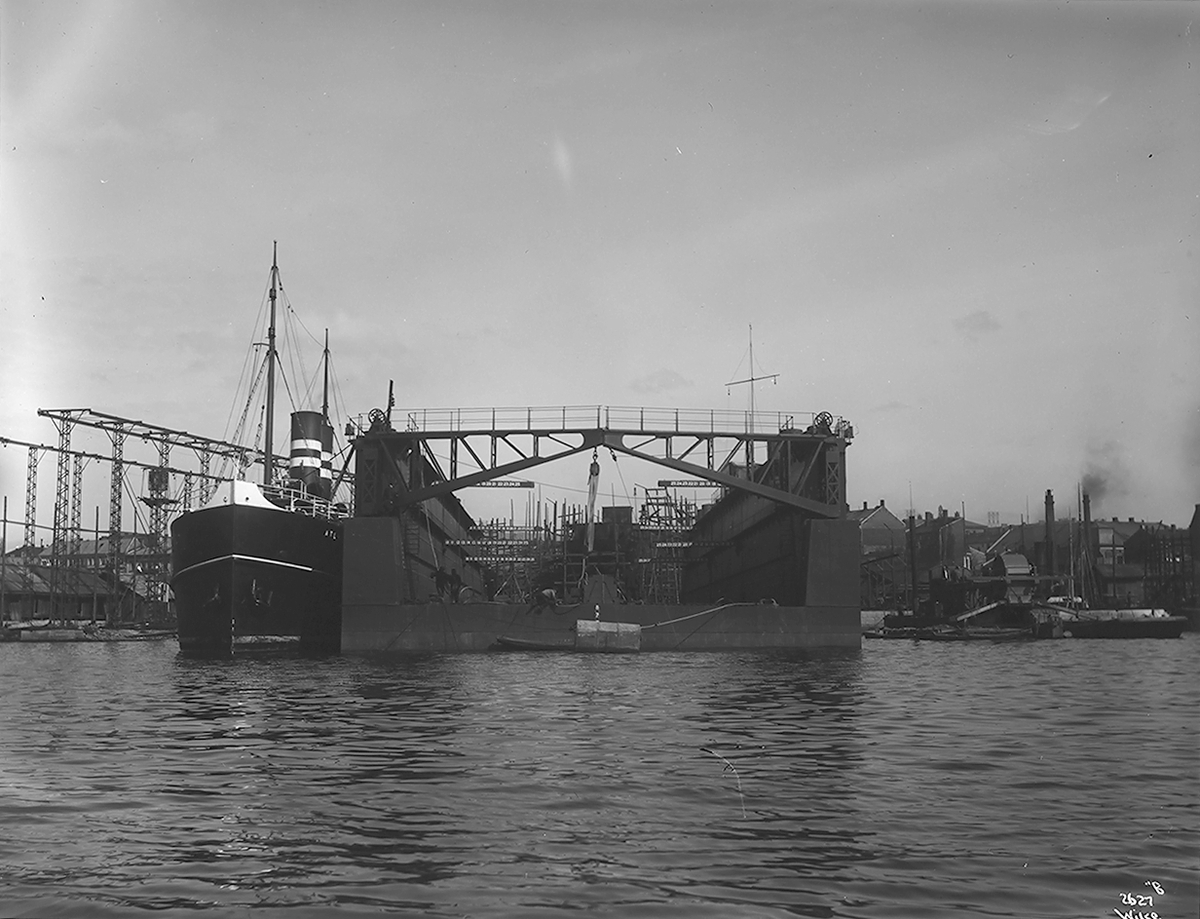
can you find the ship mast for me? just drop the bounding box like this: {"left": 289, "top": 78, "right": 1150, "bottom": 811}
{"left": 263, "top": 241, "right": 279, "bottom": 485}
{"left": 322, "top": 328, "right": 330, "bottom": 421}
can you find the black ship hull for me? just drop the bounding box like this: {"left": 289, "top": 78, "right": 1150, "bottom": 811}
{"left": 171, "top": 496, "right": 342, "bottom": 656}
{"left": 1059, "top": 614, "right": 1188, "bottom": 639}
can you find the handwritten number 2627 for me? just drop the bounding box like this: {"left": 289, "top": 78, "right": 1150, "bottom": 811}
{"left": 1120, "top": 893, "right": 1154, "bottom": 907}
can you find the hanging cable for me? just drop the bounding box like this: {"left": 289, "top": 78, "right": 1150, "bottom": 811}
{"left": 606, "top": 446, "right": 633, "bottom": 507}
{"left": 585, "top": 448, "right": 600, "bottom": 555}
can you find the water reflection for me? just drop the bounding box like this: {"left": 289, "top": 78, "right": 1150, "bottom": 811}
{"left": 0, "top": 639, "right": 1196, "bottom": 917}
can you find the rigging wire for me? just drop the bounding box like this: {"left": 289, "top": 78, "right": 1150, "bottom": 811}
{"left": 219, "top": 337, "right": 258, "bottom": 446}
{"left": 280, "top": 287, "right": 330, "bottom": 405}
{"left": 726, "top": 344, "right": 750, "bottom": 393}
{"left": 214, "top": 256, "right": 349, "bottom": 486}
{"left": 120, "top": 469, "right": 149, "bottom": 538}
{"left": 277, "top": 282, "right": 309, "bottom": 412}
{"left": 225, "top": 358, "right": 268, "bottom": 464}
{"left": 220, "top": 270, "right": 273, "bottom": 445}
{"left": 325, "top": 350, "right": 350, "bottom": 449}
{"left": 277, "top": 357, "right": 298, "bottom": 419}
{"left": 606, "top": 447, "right": 633, "bottom": 507}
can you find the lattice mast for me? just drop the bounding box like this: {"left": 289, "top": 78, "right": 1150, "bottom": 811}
{"left": 24, "top": 446, "right": 40, "bottom": 548}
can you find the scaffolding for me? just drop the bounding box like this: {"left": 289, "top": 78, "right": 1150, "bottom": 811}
{"left": 441, "top": 488, "right": 701, "bottom": 606}
{"left": 637, "top": 486, "right": 699, "bottom": 604}
{"left": 449, "top": 520, "right": 547, "bottom": 602}
{"left": 1, "top": 407, "right": 340, "bottom": 626}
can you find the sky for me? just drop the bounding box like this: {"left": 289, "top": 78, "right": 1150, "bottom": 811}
{"left": 1, "top": 0, "right": 1197, "bottom": 542}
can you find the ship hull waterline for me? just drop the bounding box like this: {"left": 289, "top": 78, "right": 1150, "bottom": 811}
{"left": 171, "top": 501, "right": 342, "bottom": 656}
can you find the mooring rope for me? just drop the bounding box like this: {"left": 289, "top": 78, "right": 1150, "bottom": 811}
{"left": 642, "top": 600, "right": 771, "bottom": 630}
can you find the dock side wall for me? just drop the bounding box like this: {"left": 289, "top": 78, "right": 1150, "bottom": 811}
{"left": 342, "top": 517, "right": 860, "bottom": 653}
{"left": 805, "top": 518, "right": 861, "bottom": 607}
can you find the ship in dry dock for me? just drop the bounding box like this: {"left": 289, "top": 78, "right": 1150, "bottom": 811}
{"left": 338, "top": 404, "right": 861, "bottom": 652}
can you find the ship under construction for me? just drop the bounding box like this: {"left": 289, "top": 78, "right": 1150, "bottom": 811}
{"left": 340, "top": 403, "right": 861, "bottom": 652}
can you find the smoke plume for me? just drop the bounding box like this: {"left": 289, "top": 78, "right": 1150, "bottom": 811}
{"left": 1081, "top": 441, "right": 1130, "bottom": 514}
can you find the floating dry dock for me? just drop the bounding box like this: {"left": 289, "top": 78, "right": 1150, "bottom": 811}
{"left": 340, "top": 405, "right": 861, "bottom": 653}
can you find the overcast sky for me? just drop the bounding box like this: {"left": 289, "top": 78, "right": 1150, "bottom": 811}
{"left": 2, "top": 0, "right": 1197, "bottom": 537}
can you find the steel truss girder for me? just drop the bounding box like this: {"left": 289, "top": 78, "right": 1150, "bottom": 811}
{"left": 37, "top": 408, "right": 256, "bottom": 465}
{"left": 70, "top": 454, "right": 85, "bottom": 556}
{"left": 2, "top": 432, "right": 234, "bottom": 556}
{"left": 197, "top": 454, "right": 213, "bottom": 505}
{"left": 24, "top": 446, "right": 41, "bottom": 548}
{"left": 49, "top": 418, "right": 73, "bottom": 618}
{"left": 145, "top": 442, "right": 172, "bottom": 602}
{"left": 824, "top": 444, "right": 845, "bottom": 508}
{"left": 368, "top": 427, "right": 846, "bottom": 518}
{"left": 51, "top": 419, "right": 73, "bottom": 557}
{"left": 0, "top": 434, "right": 228, "bottom": 487}
{"left": 108, "top": 429, "right": 125, "bottom": 587}
{"left": 609, "top": 442, "right": 837, "bottom": 517}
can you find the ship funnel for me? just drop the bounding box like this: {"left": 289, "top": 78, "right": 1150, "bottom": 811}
{"left": 289, "top": 411, "right": 333, "bottom": 499}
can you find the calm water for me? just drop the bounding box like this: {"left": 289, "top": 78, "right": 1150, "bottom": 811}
{"left": 1, "top": 637, "right": 1196, "bottom": 918}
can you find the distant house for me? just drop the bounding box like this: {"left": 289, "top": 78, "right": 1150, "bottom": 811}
{"left": 849, "top": 500, "right": 907, "bottom": 610}
{"left": 0, "top": 561, "right": 111, "bottom": 621}
{"left": 22, "top": 534, "right": 167, "bottom": 596}
{"left": 981, "top": 513, "right": 1194, "bottom": 609}
{"left": 1098, "top": 517, "right": 1194, "bottom": 608}
{"left": 911, "top": 508, "right": 973, "bottom": 573}
{"left": 1, "top": 531, "right": 169, "bottom": 624}
{"left": 848, "top": 500, "right": 906, "bottom": 556}
{"left": 852, "top": 502, "right": 1000, "bottom": 610}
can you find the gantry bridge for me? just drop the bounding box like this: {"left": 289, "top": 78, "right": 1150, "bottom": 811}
{"left": 350, "top": 404, "right": 854, "bottom": 521}
{"left": 3, "top": 408, "right": 353, "bottom": 620}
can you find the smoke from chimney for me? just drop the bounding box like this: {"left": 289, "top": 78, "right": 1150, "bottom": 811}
{"left": 1081, "top": 441, "right": 1129, "bottom": 513}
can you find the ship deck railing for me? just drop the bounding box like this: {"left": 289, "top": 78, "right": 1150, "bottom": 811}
{"left": 262, "top": 484, "right": 354, "bottom": 520}
{"left": 355, "top": 405, "right": 848, "bottom": 438}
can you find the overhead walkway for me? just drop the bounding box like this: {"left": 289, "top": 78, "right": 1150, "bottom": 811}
{"left": 350, "top": 404, "right": 854, "bottom": 521}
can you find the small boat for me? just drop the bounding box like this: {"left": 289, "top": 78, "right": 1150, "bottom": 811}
{"left": 865, "top": 623, "right": 1034, "bottom": 641}
{"left": 919, "top": 624, "right": 1034, "bottom": 641}
{"left": 2, "top": 623, "right": 175, "bottom": 642}
{"left": 1051, "top": 605, "right": 1188, "bottom": 639}
{"left": 867, "top": 596, "right": 1055, "bottom": 641}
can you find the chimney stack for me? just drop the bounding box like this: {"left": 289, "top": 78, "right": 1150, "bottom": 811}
{"left": 1044, "top": 489, "right": 1055, "bottom": 576}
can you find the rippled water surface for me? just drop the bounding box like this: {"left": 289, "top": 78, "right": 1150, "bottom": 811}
{"left": 1, "top": 636, "right": 1196, "bottom": 918}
